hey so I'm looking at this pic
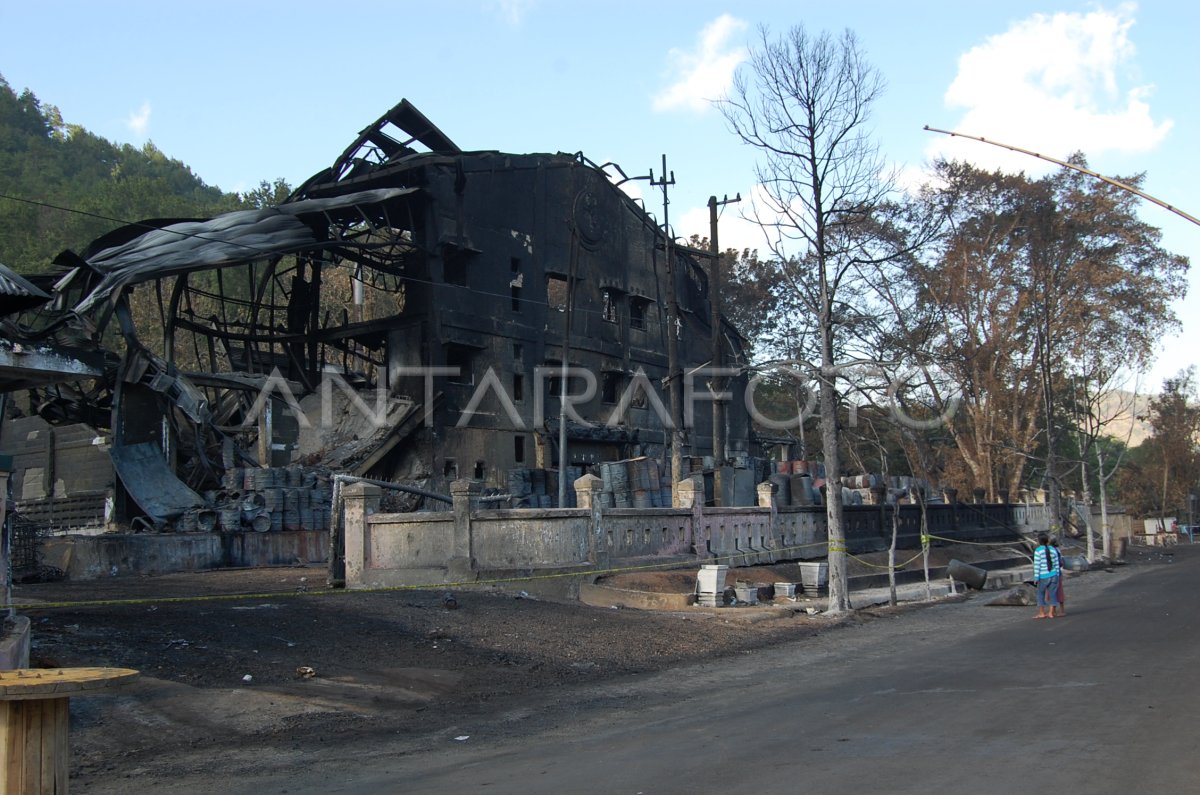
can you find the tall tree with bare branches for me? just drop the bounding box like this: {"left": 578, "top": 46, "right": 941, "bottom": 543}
{"left": 718, "top": 25, "right": 893, "bottom": 613}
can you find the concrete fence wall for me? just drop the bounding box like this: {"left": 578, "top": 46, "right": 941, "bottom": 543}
{"left": 24, "top": 480, "right": 1053, "bottom": 583}
{"left": 41, "top": 529, "right": 329, "bottom": 580}
{"left": 343, "top": 477, "right": 1052, "bottom": 589}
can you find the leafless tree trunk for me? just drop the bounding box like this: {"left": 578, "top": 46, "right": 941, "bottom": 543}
{"left": 718, "top": 25, "right": 891, "bottom": 613}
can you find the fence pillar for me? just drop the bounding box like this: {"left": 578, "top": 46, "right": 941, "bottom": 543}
{"left": 678, "top": 476, "right": 709, "bottom": 558}
{"left": 575, "top": 474, "right": 607, "bottom": 566}
{"left": 449, "top": 479, "right": 480, "bottom": 582}
{"left": 341, "top": 481, "right": 381, "bottom": 587}
{"left": 756, "top": 481, "right": 776, "bottom": 509}
{"left": 677, "top": 476, "right": 704, "bottom": 510}
{"left": 942, "top": 488, "right": 959, "bottom": 535}
{"left": 758, "top": 481, "right": 779, "bottom": 560}
{"left": 575, "top": 474, "right": 604, "bottom": 509}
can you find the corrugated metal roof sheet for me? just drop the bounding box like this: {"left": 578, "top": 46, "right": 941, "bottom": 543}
{"left": 0, "top": 261, "right": 52, "bottom": 315}
{"left": 73, "top": 186, "right": 419, "bottom": 313}
{"left": 0, "top": 262, "right": 51, "bottom": 299}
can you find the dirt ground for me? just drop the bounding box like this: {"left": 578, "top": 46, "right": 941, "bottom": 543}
{"left": 5, "top": 540, "right": 1085, "bottom": 791}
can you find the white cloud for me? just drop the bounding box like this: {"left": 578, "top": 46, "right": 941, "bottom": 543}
{"left": 614, "top": 175, "right": 644, "bottom": 205}
{"left": 489, "top": 0, "right": 534, "bottom": 26}
{"left": 929, "top": 5, "right": 1172, "bottom": 173}
{"left": 653, "top": 14, "right": 747, "bottom": 113}
{"left": 126, "top": 101, "right": 151, "bottom": 138}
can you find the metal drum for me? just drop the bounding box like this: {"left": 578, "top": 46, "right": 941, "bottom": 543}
{"left": 218, "top": 507, "right": 242, "bottom": 532}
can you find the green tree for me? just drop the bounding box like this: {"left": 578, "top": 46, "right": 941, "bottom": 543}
{"left": 241, "top": 178, "right": 293, "bottom": 209}
{"left": 906, "top": 159, "right": 1187, "bottom": 512}
{"left": 1119, "top": 370, "right": 1200, "bottom": 523}
{"left": 0, "top": 74, "right": 249, "bottom": 275}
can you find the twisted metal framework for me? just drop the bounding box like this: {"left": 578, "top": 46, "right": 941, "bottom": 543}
{"left": 13, "top": 101, "right": 465, "bottom": 493}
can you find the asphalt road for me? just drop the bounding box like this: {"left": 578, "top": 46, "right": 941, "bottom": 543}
{"left": 225, "top": 545, "right": 1200, "bottom": 795}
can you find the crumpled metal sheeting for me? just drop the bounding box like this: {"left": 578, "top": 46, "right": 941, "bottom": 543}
{"left": 0, "top": 261, "right": 51, "bottom": 314}
{"left": 75, "top": 211, "right": 313, "bottom": 314}
{"left": 74, "top": 187, "right": 420, "bottom": 314}
{"left": 111, "top": 441, "right": 206, "bottom": 525}
{"left": 0, "top": 261, "right": 50, "bottom": 299}
{"left": 89, "top": 210, "right": 305, "bottom": 270}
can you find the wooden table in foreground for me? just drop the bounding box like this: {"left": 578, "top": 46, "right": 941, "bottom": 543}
{"left": 0, "top": 667, "right": 139, "bottom": 795}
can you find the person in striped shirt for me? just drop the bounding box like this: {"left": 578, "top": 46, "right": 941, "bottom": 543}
{"left": 1033, "top": 532, "right": 1063, "bottom": 619}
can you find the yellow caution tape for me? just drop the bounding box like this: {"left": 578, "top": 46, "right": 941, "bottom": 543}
{"left": 4, "top": 539, "right": 838, "bottom": 611}
{"left": 925, "top": 533, "right": 1023, "bottom": 548}
{"left": 845, "top": 549, "right": 926, "bottom": 570}
{"left": 7, "top": 532, "right": 1011, "bottom": 612}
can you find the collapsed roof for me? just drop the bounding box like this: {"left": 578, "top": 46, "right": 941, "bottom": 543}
{"left": 2, "top": 98, "right": 751, "bottom": 526}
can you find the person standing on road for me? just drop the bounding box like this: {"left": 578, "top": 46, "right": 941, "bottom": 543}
{"left": 1050, "top": 536, "right": 1066, "bottom": 616}
{"left": 1033, "top": 533, "right": 1062, "bottom": 619}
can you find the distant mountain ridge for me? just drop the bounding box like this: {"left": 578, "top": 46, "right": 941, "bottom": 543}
{"left": 1096, "top": 389, "right": 1151, "bottom": 448}
{"left": 0, "top": 74, "right": 247, "bottom": 274}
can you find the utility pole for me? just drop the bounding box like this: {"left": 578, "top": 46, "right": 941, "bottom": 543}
{"left": 651, "top": 155, "right": 684, "bottom": 505}
{"left": 558, "top": 197, "right": 583, "bottom": 509}
{"left": 707, "top": 192, "right": 740, "bottom": 468}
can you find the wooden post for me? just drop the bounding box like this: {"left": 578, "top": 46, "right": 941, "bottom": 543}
{"left": 0, "top": 668, "right": 138, "bottom": 794}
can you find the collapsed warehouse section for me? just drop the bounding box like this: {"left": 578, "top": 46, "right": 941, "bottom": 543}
{"left": 0, "top": 99, "right": 760, "bottom": 533}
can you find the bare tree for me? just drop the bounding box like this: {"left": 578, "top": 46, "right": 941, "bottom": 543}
{"left": 1070, "top": 367, "right": 1141, "bottom": 561}
{"left": 719, "top": 25, "right": 892, "bottom": 613}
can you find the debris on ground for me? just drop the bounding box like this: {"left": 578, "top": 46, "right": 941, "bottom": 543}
{"left": 986, "top": 584, "right": 1037, "bottom": 606}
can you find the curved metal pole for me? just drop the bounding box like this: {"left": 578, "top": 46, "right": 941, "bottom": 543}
{"left": 924, "top": 125, "right": 1200, "bottom": 228}
{"left": 164, "top": 273, "right": 188, "bottom": 368}
{"left": 332, "top": 473, "right": 452, "bottom": 504}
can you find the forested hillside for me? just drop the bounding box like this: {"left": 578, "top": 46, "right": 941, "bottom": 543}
{"left": 0, "top": 75, "right": 250, "bottom": 274}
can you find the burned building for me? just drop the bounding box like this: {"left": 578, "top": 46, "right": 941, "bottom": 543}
{"left": 0, "top": 100, "right": 758, "bottom": 531}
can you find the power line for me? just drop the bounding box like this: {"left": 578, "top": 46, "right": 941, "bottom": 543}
{"left": 922, "top": 126, "right": 1200, "bottom": 229}
{"left": 0, "top": 191, "right": 281, "bottom": 257}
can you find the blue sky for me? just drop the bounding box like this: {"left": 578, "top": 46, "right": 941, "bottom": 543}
{"left": 2, "top": 1, "right": 1197, "bottom": 390}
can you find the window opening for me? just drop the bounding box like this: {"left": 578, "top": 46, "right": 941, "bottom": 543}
{"left": 602, "top": 289, "right": 618, "bottom": 323}
{"left": 444, "top": 255, "right": 468, "bottom": 286}
{"left": 445, "top": 345, "right": 474, "bottom": 385}
{"left": 602, "top": 371, "right": 621, "bottom": 404}
{"left": 547, "top": 275, "right": 569, "bottom": 310}
{"left": 630, "top": 298, "right": 649, "bottom": 330}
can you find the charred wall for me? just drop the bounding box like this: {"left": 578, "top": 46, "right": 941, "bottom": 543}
{"left": 377, "top": 152, "right": 753, "bottom": 492}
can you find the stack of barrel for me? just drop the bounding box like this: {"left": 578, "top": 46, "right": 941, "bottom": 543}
{"left": 205, "top": 465, "right": 332, "bottom": 533}
{"left": 837, "top": 474, "right": 885, "bottom": 505}
{"left": 835, "top": 474, "right": 934, "bottom": 505}
{"left": 600, "top": 460, "right": 630, "bottom": 507}
{"left": 598, "top": 457, "right": 668, "bottom": 508}
{"left": 628, "top": 457, "right": 662, "bottom": 508}
{"left": 507, "top": 467, "right": 582, "bottom": 508}
{"left": 767, "top": 460, "right": 826, "bottom": 508}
